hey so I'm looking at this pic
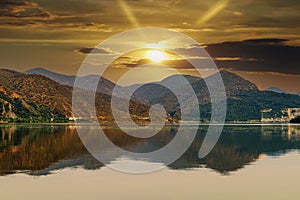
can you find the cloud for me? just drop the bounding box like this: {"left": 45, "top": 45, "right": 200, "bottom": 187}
{"left": 110, "top": 56, "right": 200, "bottom": 70}
{"left": 0, "top": 0, "right": 59, "bottom": 29}
{"left": 0, "top": 21, "right": 38, "bottom": 28}
{"left": 106, "top": 38, "right": 300, "bottom": 75}
{"left": 204, "top": 38, "right": 300, "bottom": 75}
{"left": 0, "top": 0, "right": 55, "bottom": 20}
{"left": 0, "top": 0, "right": 109, "bottom": 31}
{"left": 171, "top": 38, "right": 299, "bottom": 74}
{"left": 242, "top": 38, "right": 289, "bottom": 45}
{"left": 0, "top": 0, "right": 299, "bottom": 77}
{"left": 214, "top": 57, "right": 241, "bottom": 61}
{"left": 0, "top": 0, "right": 114, "bottom": 32}
{"left": 75, "top": 47, "right": 118, "bottom": 55}
{"left": 46, "top": 22, "right": 113, "bottom": 32}
{"left": 0, "top": 19, "right": 112, "bottom": 32}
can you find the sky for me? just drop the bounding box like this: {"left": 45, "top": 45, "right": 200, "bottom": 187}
{"left": 0, "top": 0, "right": 299, "bottom": 92}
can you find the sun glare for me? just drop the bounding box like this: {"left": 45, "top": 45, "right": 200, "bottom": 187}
{"left": 146, "top": 50, "right": 168, "bottom": 63}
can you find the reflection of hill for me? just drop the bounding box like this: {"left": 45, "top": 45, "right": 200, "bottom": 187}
{"left": 0, "top": 125, "right": 300, "bottom": 175}
{"left": 170, "top": 126, "right": 300, "bottom": 173}
{"left": 0, "top": 126, "right": 88, "bottom": 175}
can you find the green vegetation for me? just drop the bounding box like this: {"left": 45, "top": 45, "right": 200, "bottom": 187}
{"left": 1, "top": 69, "right": 300, "bottom": 123}
{"left": 0, "top": 92, "right": 68, "bottom": 123}
{"left": 199, "top": 91, "right": 300, "bottom": 122}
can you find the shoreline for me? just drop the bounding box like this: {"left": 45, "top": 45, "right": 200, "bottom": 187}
{"left": 0, "top": 122, "right": 300, "bottom": 126}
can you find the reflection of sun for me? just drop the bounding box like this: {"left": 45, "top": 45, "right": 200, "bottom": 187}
{"left": 146, "top": 50, "right": 168, "bottom": 63}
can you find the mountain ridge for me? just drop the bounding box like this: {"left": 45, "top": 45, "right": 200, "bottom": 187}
{"left": 2, "top": 68, "right": 300, "bottom": 122}
{"left": 24, "top": 67, "right": 129, "bottom": 97}
{"left": 0, "top": 69, "right": 154, "bottom": 123}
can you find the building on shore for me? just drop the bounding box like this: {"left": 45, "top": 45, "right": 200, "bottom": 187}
{"left": 261, "top": 108, "right": 300, "bottom": 123}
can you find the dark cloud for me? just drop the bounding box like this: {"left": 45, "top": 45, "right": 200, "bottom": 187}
{"left": 0, "top": 0, "right": 55, "bottom": 20}
{"left": 0, "top": 20, "right": 38, "bottom": 27}
{"left": 0, "top": 0, "right": 299, "bottom": 77}
{"left": 241, "top": 38, "right": 288, "bottom": 45}
{"left": 107, "top": 38, "right": 300, "bottom": 75}
{"left": 0, "top": 0, "right": 113, "bottom": 31}
{"left": 204, "top": 38, "right": 300, "bottom": 75}
{"left": 75, "top": 47, "right": 116, "bottom": 55}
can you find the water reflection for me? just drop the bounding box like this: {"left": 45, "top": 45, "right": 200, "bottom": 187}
{"left": 0, "top": 124, "right": 299, "bottom": 176}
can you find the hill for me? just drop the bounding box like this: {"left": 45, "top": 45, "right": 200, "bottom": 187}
{"left": 2, "top": 68, "right": 300, "bottom": 123}
{"left": 25, "top": 68, "right": 129, "bottom": 97}
{"left": 0, "top": 69, "right": 73, "bottom": 121}
{"left": 129, "top": 70, "right": 300, "bottom": 122}
{"left": 0, "top": 85, "right": 62, "bottom": 122}
{"left": 0, "top": 69, "right": 153, "bottom": 123}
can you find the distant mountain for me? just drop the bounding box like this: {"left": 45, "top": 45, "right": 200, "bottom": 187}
{"left": 265, "top": 87, "right": 288, "bottom": 94}
{"left": 2, "top": 68, "right": 300, "bottom": 123}
{"left": 126, "top": 74, "right": 200, "bottom": 103}
{"left": 160, "top": 70, "right": 261, "bottom": 120}
{"left": 24, "top": 68, "right": 128, "bottom": 97}
{"left": 126, "top": 74, "right": 200, "bottom": 93}
{"left": 128, "top": 71, "right": 258, "bottom": 118}
{"left": 130, "top": 71, "right": 258, "bottom": 103}
{"left": 128, "top": 70, "right": 300, "bottom": 122}
{"left": 25, "top": 68, "right": 75, "bottom": 86}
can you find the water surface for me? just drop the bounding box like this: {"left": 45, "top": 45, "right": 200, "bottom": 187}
{"left": 0, "top": 124, "right": 299, "bottom": 199}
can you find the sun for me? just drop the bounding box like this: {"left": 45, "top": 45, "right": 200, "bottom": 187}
{"left": 146, "top": 50, "right": 168, "bottom": 63}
